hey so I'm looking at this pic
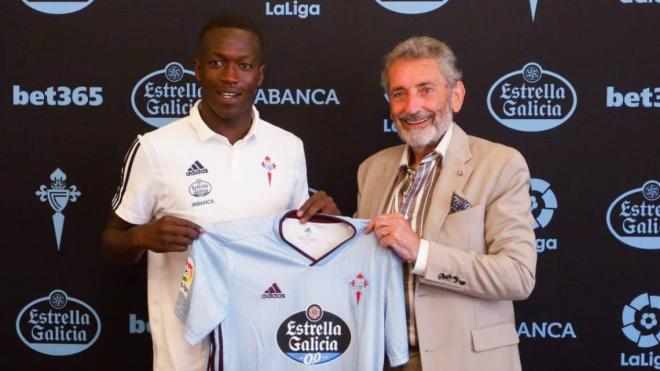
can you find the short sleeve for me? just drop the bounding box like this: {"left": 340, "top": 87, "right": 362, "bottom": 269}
{"left": 111, "top": 136, "right": 158, "bottom": 224}
{"left": 175, "top": 232, "right": 231, "bottom": 345}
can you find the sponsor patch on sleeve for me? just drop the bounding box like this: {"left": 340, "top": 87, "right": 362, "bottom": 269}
{"left": 179, "top": 257, "right": 195, "bottom": 297}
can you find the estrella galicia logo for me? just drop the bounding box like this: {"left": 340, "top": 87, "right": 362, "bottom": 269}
{"left": 277, "top": 304, "right": 351, "bottom": 365}
{"left": 530, "top": 178, "right": 557, "bottom": 229}
{"left": 22, "top": 0, "right": 95, "bottom": 15}
{"left": 487, "top": 62, "right": 577, "bottom": 132}
{"left": 622, "top": 293, "right": 660, "bottom": 348}
{"left": 16, "top": 290, "right": 101, "bottom": 356}
{"left": 374, "top": 0, "right": 449, "bottom": 15}
{"left": 189, "top": 179, "right": 212, "bottom": 197}
{"left": 36, "top": 168, "right": 81, "bottom": 252}
{"left": 131, "top": 62, "right": 201, "bottom": 128}
{"left": 607, "top": 180, "right": 660, "bottom": 250}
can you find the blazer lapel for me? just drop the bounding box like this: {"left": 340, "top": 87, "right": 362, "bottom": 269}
{"left": 423, "top": 124, "right": 473, "bottom": 241}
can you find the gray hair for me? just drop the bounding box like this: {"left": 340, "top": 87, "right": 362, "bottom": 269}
{"left": 380, "top": 36, "right": 462, "bottom": 91}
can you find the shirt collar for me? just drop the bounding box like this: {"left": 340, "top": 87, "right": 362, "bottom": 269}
{"left": 189, "top": 100, "right": 261, "bottom": 143}
{"left": 398, "top": 121, "right": 454, "bottom": 168}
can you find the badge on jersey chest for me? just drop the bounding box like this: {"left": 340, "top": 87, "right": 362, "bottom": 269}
{"left": 261, "top": 155, "right": 277, "bottom": 186}
{"left": 276, "top": 304, "right": 351, "bottom": 365}
{"left": 350, "top": 273, "right": 368, "bottom": 305}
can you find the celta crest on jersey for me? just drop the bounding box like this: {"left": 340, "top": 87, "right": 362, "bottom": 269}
{"left": 277, "top": 304, "right": 351, "bottom": 365}
{"left": 261, "top": 155, "right": 277, "bottom": 186}
{"left": 186, "top": 161, "right": 209, "bottom": 176}
{"left": 351, "top": 273, "right": 369, "bottom": 305}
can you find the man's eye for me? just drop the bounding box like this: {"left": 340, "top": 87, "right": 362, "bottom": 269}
{"left": 239, "top": 63, "right": 253, "bottom": 70}
{"left": 391, "top": 91, "right": 404, "bottom": 99}
{"left": 421, "top": 87, "right": 434, "bottom": 94}
{"left": 210, "top": 60, "right": 224, "bottom": 67}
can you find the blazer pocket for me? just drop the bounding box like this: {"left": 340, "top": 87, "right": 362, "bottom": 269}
{"left": 445, "top": 203, "right": 485, "bottom": 221}
{"left": 471, "top": 322, "right": 519, "bottom": 352}
{"left": 439, "top": 204, "right": 486, "bottom": 253}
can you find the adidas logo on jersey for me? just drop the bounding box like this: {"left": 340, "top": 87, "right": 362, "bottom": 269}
{"left": 186, "top": 161, "right": 208, "bottom": 176}
{"left": 262, "top": 283, "right": 286, "bottom": 299}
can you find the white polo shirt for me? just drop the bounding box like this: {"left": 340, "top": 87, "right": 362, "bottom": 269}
{"left": 112, "top": 101, "right": 309, "bottom": 371}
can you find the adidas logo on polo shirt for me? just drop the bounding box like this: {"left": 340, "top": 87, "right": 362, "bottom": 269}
{"left": 186, "top": 161, "right": 208, "bottom": 176}
{"left": 262, "top": 283, "right": 285, "bottom": 299}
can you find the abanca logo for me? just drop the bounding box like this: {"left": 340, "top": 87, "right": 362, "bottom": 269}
{"left": 16, "top": 290, "right": 101, "bottom": 356}
{"left": 607, "top": 180, "right": 660, "bottom": 250}
{"left": 131, "top": 62, "right": 201, "bottom": 128}
{"left": 487, "top": 62, "right": 577, "bottom": 132}
{"left": 374, "top": 0, "right": 449, "bottom": 15}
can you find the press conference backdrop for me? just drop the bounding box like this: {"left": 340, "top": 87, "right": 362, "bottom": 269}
{"left": 2, "top": 0, "right": 659, "bottom": 370}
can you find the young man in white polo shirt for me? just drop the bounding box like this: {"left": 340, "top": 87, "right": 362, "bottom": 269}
{"left": 101, "top": 13, "right": 339, "bottom": 371}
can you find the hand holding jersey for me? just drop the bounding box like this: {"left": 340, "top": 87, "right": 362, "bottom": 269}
{"left": 365, "top": 213, "right": 420, "bottom": 263}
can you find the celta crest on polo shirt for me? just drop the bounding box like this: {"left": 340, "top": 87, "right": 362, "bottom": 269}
{"left": 261, "top": 156, "right": 277, "bottom": 186}
{"left": 36, "top": 168, "right": 81, "bottom": 252}
{"left": 131, "top": 62, "right": 201, "bottom": 128}
{"left": 276, "top": 304, "right": 351, "bottom": 365}
{"left": 350, "top": 273, "right": 369, "bottom": 305}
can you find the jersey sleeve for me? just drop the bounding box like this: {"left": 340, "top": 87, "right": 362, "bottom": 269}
{"left": 384, "top": 249, "right": 409, "bottom": 367}
{"left": 111, "top": 135, "right": 159, "bottom": 224}
{"left": 290, "top": 138, "right": 310, "bottom": 209}
{"left": 175, "top": 232, "right": 231, "bottom": 345}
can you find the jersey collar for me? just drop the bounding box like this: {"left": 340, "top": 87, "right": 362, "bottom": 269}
{"left": 275, "top": 210, "right": 359, "bottom": 266}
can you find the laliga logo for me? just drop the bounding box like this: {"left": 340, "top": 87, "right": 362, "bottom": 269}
{"left": 131, "top": 62, "right": 201, "bottom": 128}
{"left": 622, "top": 293, "right": 660, "bottom": 348}
{"left": 374, "top": 0, "right": 449, "bottom": 15}
{"left": 22, "top": 0, "right": 95, "bottom": 15}
{"left": 530, "top": 178, "right": 557, "bottom": 229}
{"left": 606, "top": 180, "right": 660, "bottom": 250}
{"left": 620, "top": 293, "right": 660, "bottom": 369}
{"left": 487, "top": 62, "right": 577, "bottom": 132}
{"left": 16, "top": 290, "right": 101, "bottom": 356}
{"left": 36, "top": 168, "right": 81, "bottom": 252}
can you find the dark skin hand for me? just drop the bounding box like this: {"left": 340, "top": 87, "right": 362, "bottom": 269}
{"left": 102, "top": 190, "right": 340, "bottom": 264}
{"left": 296, "top": 190, "right": 340, "bottom": 223}
{"left": 101, "top": 214, "right": 203, "bottom": 264}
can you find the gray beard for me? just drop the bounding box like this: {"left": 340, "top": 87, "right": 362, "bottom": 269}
{"left": 395, "top": 106, "right": 453, "bottom": 150}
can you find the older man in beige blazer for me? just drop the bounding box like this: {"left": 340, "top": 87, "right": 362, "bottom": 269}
{"left": 356, "top": 37, "right": 537, "bottom": 371}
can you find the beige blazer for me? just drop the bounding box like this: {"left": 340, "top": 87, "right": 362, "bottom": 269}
{"left": 356, "top": 124, "right": 537, "bottom": 371}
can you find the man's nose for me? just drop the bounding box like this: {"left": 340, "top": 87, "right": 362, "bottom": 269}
{"left": 403, "top": 92, "right": 422, "bottom": 113}
{"left": 220, "top": 65, "right": 239, "bottom": 84}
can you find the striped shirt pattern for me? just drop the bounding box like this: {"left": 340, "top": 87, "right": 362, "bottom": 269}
{"left": 386, "top": 149, "right": 442, "bottom": 348}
